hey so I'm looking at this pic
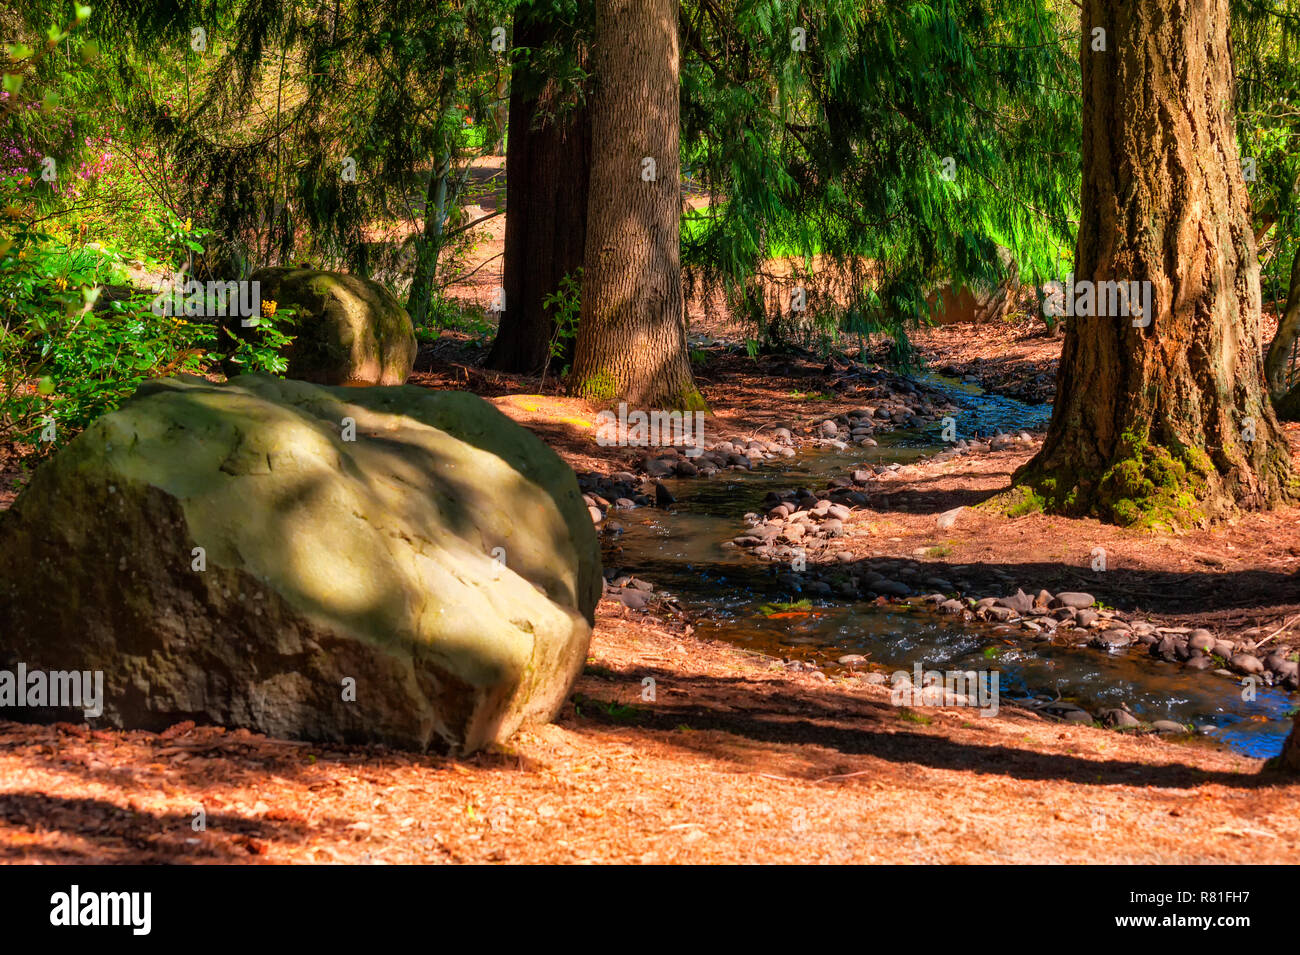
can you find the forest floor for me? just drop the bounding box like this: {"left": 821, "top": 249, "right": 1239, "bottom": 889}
{"left": 4, "top": 313, "right": 1300, "bottom": 863}
{"left": 3, "top": 602, "right": 1297, "bottom": 864}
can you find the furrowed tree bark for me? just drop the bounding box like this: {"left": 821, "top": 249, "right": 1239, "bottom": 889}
{"left": 567, "top": 0, "right": 702, "bottom": 409}
{"left": 1014, "top": 0, "right": 1294, "bottom": 527}
{"left": 485, "top": 6, "right": 592, "bottom": 375}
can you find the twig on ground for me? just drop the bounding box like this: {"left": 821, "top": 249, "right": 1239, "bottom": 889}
{"left": 814, "top": 769, "right": 874, "bottom": 783}
{"left": 1252, "top": 612, "right": 1300, "bottom": 650}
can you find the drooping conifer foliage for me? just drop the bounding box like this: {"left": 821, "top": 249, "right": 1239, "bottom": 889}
{"left": 678, "top": 0, "right": 1080, "bottom": 361}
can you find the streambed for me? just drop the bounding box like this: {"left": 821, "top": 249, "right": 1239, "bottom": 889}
{"left": 603, "top": 381, "right": 1295, "bottom": 759}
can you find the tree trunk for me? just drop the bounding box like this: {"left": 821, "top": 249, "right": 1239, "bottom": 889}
{"left": 1278, "top": 386, "right": 1300, "bottom": 422}
{"left": 485, "top": 7, "right": 592, "bottom": 375}
{"left": 1264, "top": 244, "right": 1300, "bottom": 416}
{"left": 1014, "top": 0, "right": 1293, "bottom": 526}
{"left": 492, "top": 76, "right": 508, "bottom": 156}
{"left": 407, "top": 156, "right": 451, "bottom": 330}
{"left": 567, "top": 0, "right": 702, "bottom": 409}
{"left": 1283, "top": 713, "right": 1300, "bottom": 773}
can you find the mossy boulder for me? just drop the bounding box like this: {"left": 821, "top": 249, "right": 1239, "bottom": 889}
{"left": 0, "top": 375, "right": 600, "bottom": 753}
{"left": 232, "top": 267, "right": 417, "bottom": 386}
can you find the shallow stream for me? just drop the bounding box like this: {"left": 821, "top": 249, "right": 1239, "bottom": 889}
{"left": 606, "top": 378, "right": 1295, "bottom": 759}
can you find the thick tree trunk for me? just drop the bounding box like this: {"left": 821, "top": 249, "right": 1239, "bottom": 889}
{"left": 485, "top": 7, "right": 592, "bottom": 375}
{"left": 1015, "top": 0, "right": 1293, "bottom": 526}
{"left": 1264, "top": 245, "right": 1300, "bottom": 417}
{"left": 567, "top": 0, "right": 702, "bottom": 409}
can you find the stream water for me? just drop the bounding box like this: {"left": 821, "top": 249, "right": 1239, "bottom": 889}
{"left": 605, "top": 378, "right": 1296, "bottom": 759}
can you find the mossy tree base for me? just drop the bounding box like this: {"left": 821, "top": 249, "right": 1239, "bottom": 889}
{"left": 571, "top": 369, "right": 709, "bottom": 413}
{"left": 1003, "top": 427, "right": 1297, "bottom": 529}
{"left": 1001, "top": 429, "right": 1212, "bottom": 530}
{"left": 1003, "top": 0, "right": 1295, "bottom": 529}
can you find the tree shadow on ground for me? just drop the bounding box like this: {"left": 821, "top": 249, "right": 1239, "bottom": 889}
{"left": 0, "top": 790, "right": 318, "bottom": 863}
{"left": 827, "top": 554, "right": 1300, "bottom": 623}
{"left": 863, "top": 480, "right": 1007, "bottom": 512}
{"left": 565, "top": 662, "right": 1284, "bottom": 790}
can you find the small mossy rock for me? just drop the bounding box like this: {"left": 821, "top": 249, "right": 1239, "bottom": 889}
{"left": 232, "top": 267, "right": 416, "bottom": 386}
{"left": 0, "top": 374, "right": 600, "bottom": 754}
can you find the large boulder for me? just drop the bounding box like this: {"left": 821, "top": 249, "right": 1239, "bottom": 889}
{"left": 228, "top": 267, "right": 417, "bottom": 386}
{"left": 0, "top": 375, "right": 600, "bottom": 753}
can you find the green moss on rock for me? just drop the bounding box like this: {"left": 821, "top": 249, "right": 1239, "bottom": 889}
{"left": 225, "top": 267, "right": 417, "bottom": 386}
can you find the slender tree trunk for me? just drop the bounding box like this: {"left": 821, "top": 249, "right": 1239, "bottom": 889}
{"left": 567, "top": 0, "right": 702, "bottom": 409}
{"left": 1014, "top": 0, "right": 1293, "bottom": 526}
{"left": 485, "top": 6, "right": 592, "bottom": 375}
{"left": 1264, "top": 244, "right": 1300, "bottom": 417}
{"left": 406, "top": 157, "right": 451, "bottom": 330}
{"left": 492, "top": 76, "right": 508, "bottom": 156}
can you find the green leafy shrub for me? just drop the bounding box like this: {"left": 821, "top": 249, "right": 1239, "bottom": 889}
{"left": 1, "top": 217, "right": 295, "bottom": 451}
{"left": 542, "top": 268, "right": 582, "bottom": 381}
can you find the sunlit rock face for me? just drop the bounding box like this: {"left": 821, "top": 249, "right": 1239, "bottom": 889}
{"left": 0, "top": 374, "right": 600, "bottom": 754}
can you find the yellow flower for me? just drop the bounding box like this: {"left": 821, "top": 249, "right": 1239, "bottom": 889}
{"left": 54, "top": 276, "right": 67, "bottom": 291}
{"left": 183, "top": 217, "right": 192, "bottom": 232}
{"left": 260, "top": 298, "right": 278, "bottom": 319}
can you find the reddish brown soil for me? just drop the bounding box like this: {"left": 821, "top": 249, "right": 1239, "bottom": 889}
{"left": 908, "top": 316, "right": 1063, "bottom": 402}
{"left": 3, "top": 603, "right": 1298, "bottom": 864}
